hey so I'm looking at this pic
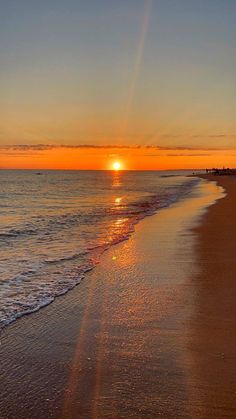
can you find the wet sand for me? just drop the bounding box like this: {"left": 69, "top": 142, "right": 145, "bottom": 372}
{"left": 0, "top": 176, "right": 235, "bottom": 418}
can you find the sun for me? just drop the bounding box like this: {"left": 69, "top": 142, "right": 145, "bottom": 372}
{"left": 113, "top": 161, "right": 121, "bottom": 171}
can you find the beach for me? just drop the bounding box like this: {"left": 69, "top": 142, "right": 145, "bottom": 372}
{"left": 0, "top": 175, "right": 236, "bottom": 418}
{"left": 189, "top": 175, "right": 236, "bottom": 417}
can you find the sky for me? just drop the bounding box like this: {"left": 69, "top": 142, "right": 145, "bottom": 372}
{"left": 0, "top": 0, "right": 236, "bottom": 169}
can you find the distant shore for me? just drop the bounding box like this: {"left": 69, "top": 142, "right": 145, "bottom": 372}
{"left": 0, "top": 175, "right": 236, "bottom": 418}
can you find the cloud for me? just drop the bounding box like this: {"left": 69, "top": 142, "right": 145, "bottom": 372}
{"left": 143, "top": 131, "right": 236, "bottom": 143}
{"left": 1, "top": 143, "right": 235, "bottom": 152}
{"left": 0, "top": 144, "right": 54, "bottom": 151}
{"left": 191, "top": 134, "right": 236, "bottom": 139}
{"left": 144, "top": 153, "right": 213, "bottom": 157}
{"left": 165, "top": 153, "right": 212, "bottom": 157}
{"left": 0, "top": 144, "right": 141, "bottom": 151}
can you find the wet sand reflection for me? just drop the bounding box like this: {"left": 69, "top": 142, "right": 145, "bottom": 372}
{"left": 62, "top": 180, "right": 223, "bottom": 418}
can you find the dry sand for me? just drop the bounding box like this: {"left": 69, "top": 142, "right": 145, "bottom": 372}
{"left": 0, "top": 175, "right": 235, "bottom": 418}
{"left": 188, "top": 175, "right": 236, "bottom": 418}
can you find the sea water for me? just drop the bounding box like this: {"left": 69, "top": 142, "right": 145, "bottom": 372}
{"left": 0, "top": 170, "right": 199, "bottom": 328}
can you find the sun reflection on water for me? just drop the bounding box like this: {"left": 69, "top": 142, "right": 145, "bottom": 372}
{"left": 115, "top": 197, "right": 122, "bottom": 204}
{"left": 112, "top": 172, "right": 122, "bottom": 188}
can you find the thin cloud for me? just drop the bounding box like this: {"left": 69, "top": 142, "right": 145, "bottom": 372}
{"left": 0, "top": 144, "right": 142, "bottom": 151}
{"left": 165, "top": 153, "right": 213, "bottom": 157}
{"left": 1, "top": 143, "right": 236, "bottom": 153}
{"left": 144, "top": 153, "right": 213, "bottom": 157}
{"left": 191, "top": 134, "right": 236, "bottom": 139}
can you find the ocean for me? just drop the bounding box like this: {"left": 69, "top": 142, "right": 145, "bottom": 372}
{"left": 0, "top": 170, "right": 199, "bottom": 328}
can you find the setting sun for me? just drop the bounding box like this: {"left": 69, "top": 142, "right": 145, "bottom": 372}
{"left": 113, "top": 161, "right": 122, "bottom": 171}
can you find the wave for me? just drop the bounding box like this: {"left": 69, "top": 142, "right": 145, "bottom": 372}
{"left": 0, "top": 228, "right": 38, "bottom": 239}
{"left": 159, "top": 174, "right": 181, "bottom": 178}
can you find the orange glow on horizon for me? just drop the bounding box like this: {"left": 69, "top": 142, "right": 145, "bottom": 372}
{"left": 0, "top": 145, "right": 236, "bottom": 171}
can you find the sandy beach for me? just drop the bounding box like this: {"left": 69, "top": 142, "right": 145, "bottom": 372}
{"left": 189, "top": 174, "right": 236, "bottom": 417}
{"left": 0, "top": 175, "right": 236, "bottom": 418}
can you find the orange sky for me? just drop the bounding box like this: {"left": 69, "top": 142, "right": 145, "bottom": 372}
{"left": 1, "top": 145, "right": 236, "bottom": 170}
{"left": 1, "top": 2, "right": 235, "bottom": 170}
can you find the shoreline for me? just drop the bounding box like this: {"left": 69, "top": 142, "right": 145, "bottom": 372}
{"left": 0, "top": 176, "right": 235, "bottom": 417}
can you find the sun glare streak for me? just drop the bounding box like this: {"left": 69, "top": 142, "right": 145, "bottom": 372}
{"left": 144, "top": 103, "right": 205, "bottom": 147}
{"left": 123, "top": 0, "right": 153, "bottom": 134}
{"left": 62, "top": 277, "right": 97, "bottom": 417}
